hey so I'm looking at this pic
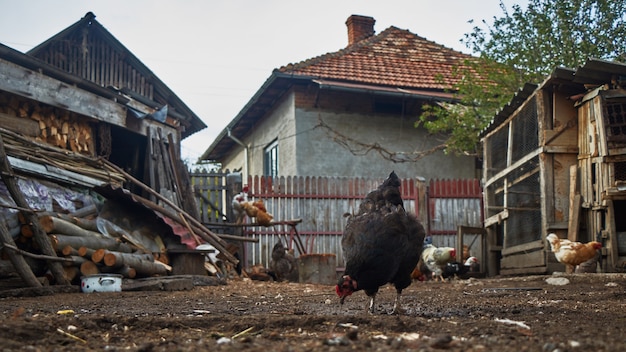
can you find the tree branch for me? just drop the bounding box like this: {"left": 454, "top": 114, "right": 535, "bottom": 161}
{"left": 316, "top": 118, "right": 448, "bottom": 163}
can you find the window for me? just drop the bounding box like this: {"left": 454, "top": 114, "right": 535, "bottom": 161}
{"left": 264, "top": 140, "right": 278, "bottom": 177}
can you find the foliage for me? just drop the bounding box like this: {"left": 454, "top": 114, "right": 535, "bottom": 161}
{"left": 418, "top": 0, "right": 626, "bottom": 155}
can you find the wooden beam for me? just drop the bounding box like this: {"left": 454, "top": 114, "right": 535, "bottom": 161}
{"left": 567, "top": 165, "right": 581, "bottom": 241}
{"left": 484, "top": 148, "right": 541, "bottom": 188}
{"left": 501, "top": 239, "right": 544, "bottom": 256}
{"left": 0, "top": 58, "right": 125, "bottom": 126}
{"left": 484, "top": 209, "right": 509, "bottom": 228}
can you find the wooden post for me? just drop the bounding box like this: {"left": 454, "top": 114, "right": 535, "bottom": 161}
{"left": 0, "top": 131, "right": 69, "bottom": 285}
{"left": 567, "top": 165, "right": 581, "bottom": 242}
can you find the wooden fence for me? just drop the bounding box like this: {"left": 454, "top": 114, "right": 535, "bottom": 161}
{"left": 190, "top": 172, "right": 484, "bottom": 271}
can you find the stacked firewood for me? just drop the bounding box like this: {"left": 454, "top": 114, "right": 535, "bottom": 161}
{"left": 1, "top": 95, "right": 94, "bottom": 154}
{"left": 17, "top": 208, "right": 171, "bottom": 283}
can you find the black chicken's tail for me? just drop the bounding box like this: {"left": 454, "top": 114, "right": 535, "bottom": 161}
{"left": 381, "top": 171, "right": 403, "bottom": 209}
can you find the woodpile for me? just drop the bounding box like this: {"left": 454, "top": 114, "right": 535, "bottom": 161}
{"left": 13, "top": 210, "right": 172, "bottom": 283}
{"left": 0, "top": 95, "right": 94, "bottom": 155}
{"left": 0, "top": 96, "right": 241, "bottom": 288}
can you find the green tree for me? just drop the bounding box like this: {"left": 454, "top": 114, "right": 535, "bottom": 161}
{"left": 419, "top": 0, "right": 626, "bottom": 155}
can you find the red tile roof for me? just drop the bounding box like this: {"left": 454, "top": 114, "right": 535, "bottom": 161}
{"left": 200, "top": 25, "right": 478, "bottom": 162}
{"left": 277, "top": 26, "right": 476, "bottom": 91}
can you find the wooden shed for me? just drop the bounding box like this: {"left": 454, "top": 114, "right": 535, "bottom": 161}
{"left": 1, "top": 12, "right": 207, "bottom": 216}
{"left": 481, "top": 59, "right": 626, "bottom": 275}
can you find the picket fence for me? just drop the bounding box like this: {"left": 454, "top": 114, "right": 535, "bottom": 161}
{"left": 190, "top": 172, "right": 484, "bottom": 271}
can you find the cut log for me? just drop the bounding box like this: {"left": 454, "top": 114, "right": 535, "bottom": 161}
{"left": 39, "top": 215, "right": 104, "bottom": 238}
{"left": 49, "top": 234, "right": 122, "bottom": 253}
{"left": 20, "top": 224, "right": 33, "bottom": 238}
{"left": 79, "top": 260, "right": 100, "bottom": 276}
{"left": 63, "top": 266, "right": 79, "bottom": 282}
{"left": 61, "top": 246, "right": 79, "bottom": 256}
{"left": 69, "top": 204, "right": 98, "bottom": 218}
{"left": 0, "top": 221, "right": 41, "bottom": 287}
{"left": 102, "top": 251, "right": 154, "bottom": 267}
{"left": 154, "top": 252, "right": 169, "bottom": 265}
{"left": 77, "top": 246, "right": 95, "bottom": 258}
{"left": 91, "top": 248, "right": 106, "bottom": 263}
{"left": 70, "top": 217, "right": 99, "bottom": 232}
{"left": 102, "top": 250, "right": 167, "bottom": 276}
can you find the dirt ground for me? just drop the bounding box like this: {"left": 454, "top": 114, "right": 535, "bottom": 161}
{"left": 0, "top": 273, "right": 625, "bottom": 351}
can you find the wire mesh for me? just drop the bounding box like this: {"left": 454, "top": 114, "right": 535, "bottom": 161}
{"left": 485, "top": 177, "right": 505, "bottom": 219}
{"left": 505, "top": 157, "right": 541, "bottom": 248}
{"left": 511, "top": 96, "right": 538, "bottom": 163}
{"left": 615, "top": 161, "right": 626, "bottom": 182}
{"left": 604, "top": 100, "right": 626, "bottom": 148}
{"left": 487, "top": 125, "right": 509, "bottom": 178}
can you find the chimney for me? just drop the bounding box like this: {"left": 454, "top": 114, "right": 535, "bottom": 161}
{"left": 346, "top": 15, "right": 375, "bottom": 45}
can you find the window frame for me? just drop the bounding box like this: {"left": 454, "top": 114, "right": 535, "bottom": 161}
{"left": 264, "top": 139, "right": 279, "bottom": 177}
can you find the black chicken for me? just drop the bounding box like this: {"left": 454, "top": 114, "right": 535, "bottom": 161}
{"left": 336, "top": 171, "right": 425, "bottom": 314}
{"left": 269, "top": 241, "right": 299, "bottom": 282}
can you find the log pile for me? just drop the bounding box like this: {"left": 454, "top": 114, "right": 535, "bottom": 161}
{"left": 0, "top": 99, "right": 241, "bottom": 288}
{"left": 0, "top": 95, "right": 94, "bottom": 155}
{"left": 15, "top": 211, "right": 172, "bottom": 283}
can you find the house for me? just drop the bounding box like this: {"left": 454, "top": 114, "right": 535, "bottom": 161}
{"left": 199, "top": 15, "right": 480, "bottom": 180}
{"left": 480, "top": 58, "right": 626, "bottom": 276}
{"left": 0, "top": 13, "right": 239, "bottom": 285}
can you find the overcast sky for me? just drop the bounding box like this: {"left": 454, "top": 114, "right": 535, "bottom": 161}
{"left": 0, "top": 0, "right": 527, "bottom": 164}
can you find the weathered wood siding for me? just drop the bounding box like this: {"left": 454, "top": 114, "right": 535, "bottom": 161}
{"left": 33, "top": 28, "right": 154, "bottom": 100}
{"left": 191, "top": 171, "right": 228, "bottom": 224}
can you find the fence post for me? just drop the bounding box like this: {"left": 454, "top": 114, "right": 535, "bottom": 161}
{"left": 225, "top": 172, "right": 243, "bottom": 225}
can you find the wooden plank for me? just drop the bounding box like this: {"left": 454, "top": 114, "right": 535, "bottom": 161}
{"left": 606, "top": 199, "right": 619, "bottom": 270}
{"left": 500, "top": 265, "right": 548, "bottom": 276}
{"left": 501, "top": 239, "right": 544, "bottom": 256}
{"left": 593, "top": 95, "right": 609, "bottom": 157}
{"left": 567, "top": 165, "right": 581, "bottom": 241}
{"left": 169, "top": 253, "right": 206, "bottom": 276}
{"left": 501, "top": 248, "right": 545, "bottom": 269}
{"left": 0, "top": 58, "right": 125, "bottom": 126}
{"left": 0, "top": 112, "right": 40, "bottom": 137}
{"left": 484, "top": 147, "right": 542, "bottom": 188}
{"left": 484, "top": 209, "right": 508, "bottom": 228}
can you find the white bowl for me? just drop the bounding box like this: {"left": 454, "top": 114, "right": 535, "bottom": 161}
{"left": 81, "top": 274, "right": 122, "bottom": 293}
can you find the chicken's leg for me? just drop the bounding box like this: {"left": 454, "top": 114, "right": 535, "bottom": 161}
{"left": 391, "top": 291, "right": 403, "bottom": 314}
{"left": 367, "top": 294, "right": 377, "bottom": 314}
